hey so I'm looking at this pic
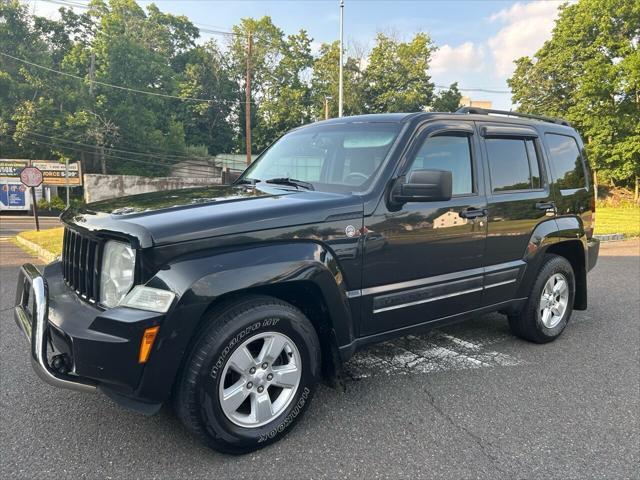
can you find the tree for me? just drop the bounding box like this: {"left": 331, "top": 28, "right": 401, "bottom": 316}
{"left": 177, "top": 41, "right": 236, "bottom": 155}
{"left": 431, "top": 82, "right": 462, "bottom": 112}
{"left": 254, "top": 29, "right": 314, "bottom": 149}
{"left": 508, "top": 0, "right": 640, "bottom": 197}
{"left": 310, "top": 41, "right": 366, "bottom": 118}
{"left": 363, "top": 32, "right": 436, "bottom": 113}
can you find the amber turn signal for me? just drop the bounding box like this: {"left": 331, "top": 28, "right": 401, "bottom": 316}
{"left": 139, "top": 326, "right": 160, "bottom": 364}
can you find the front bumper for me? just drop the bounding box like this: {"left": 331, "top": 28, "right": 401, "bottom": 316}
{"left": 14, "top": 261, "right": 165, "bottom": 411}
{"left": 14, "top": 263, "right": 97, "bottom": 393}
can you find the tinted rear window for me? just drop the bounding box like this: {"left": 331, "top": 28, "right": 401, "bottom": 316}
{"left": 545, "top": 134, "right": 586, "bottom": 189}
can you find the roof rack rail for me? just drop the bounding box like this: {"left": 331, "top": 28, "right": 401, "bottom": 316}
{"left": 455, "top": 107, "right": 571, "bottom": 127}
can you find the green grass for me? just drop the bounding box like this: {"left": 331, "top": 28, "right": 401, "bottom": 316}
{"left": 595, "top": 206, "right": 640, "bottom": 238}
{"left": 17, "top": 227, "right": 64, "bottom": 256}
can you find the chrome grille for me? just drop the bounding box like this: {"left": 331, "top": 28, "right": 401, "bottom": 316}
{"left": 62, "top": 228, "right": 101, "bottom": 302}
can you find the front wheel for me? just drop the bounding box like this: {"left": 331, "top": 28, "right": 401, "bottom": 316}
{"left": 508, "top": 254, "right": 575, "bottom": 343}
{"left": 175, "top": 295, "right": 321, "bottom": 454}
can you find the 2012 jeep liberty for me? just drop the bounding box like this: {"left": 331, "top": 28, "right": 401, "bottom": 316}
{"left": 15, "top": 107, "right": 599, "bottom": 453}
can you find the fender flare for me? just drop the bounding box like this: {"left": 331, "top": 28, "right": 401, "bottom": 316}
{"left": 135, "top": 241, "right": 355, "bottom": 403}
{"left": 517, "top": 217, "right": 587, "bottom": 307}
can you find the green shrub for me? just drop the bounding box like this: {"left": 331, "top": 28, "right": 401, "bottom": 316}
{"left": 50, "top": 196, "right": 66, "bottom": 210}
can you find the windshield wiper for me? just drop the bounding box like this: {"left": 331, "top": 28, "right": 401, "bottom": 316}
{"left": 265, "top": 177, "right": 315, "bottom": 191}
{"left": 235, "top": 177, "right": 261, "bottom": 185}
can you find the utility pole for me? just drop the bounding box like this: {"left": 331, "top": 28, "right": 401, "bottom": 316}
{"left": 65, "top": 157, "right": 70, "bottom": 208}
{"left": 89, "top": 52, "right": 95, "bottom": 95}
{"left": 338, "top": 0, "right": 344, "bottom": 117}
{"left": 245, "top": 31, "right": 253, "bottom": 166}
{"left": 324, "top": 96, "right": 332, "bottom": 120}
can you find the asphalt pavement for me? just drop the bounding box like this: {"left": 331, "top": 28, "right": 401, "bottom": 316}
{"left": 0, "top": 239, "right": 638, "bottom": 479}
{"left": 0, "top": 214, "right": 61, "bottom": 237}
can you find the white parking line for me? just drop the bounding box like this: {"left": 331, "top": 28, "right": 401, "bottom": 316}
{"left": 344, "top": 330, "right": 523, "bottom": 380}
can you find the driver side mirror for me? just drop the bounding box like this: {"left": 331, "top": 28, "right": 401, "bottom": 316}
{"left": 390, "top": 169, "right": 452, "bottom": 203}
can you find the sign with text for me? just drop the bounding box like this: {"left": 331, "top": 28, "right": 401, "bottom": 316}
{"left": 20, "top": 166, "right": 44, "bottom": 187}
{"left": 0, "top": 159, "right": 82, "bottom": 186}
{"left": 0, "top": 183, "right": 26, "bottom": 207}
{"left": 0, "top": 160, "right": 29, "bottom": 177}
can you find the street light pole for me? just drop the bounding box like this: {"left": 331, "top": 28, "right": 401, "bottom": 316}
{"left": 245, "top": 31, "right": 253, "bottom": 166}
{"left": 338, "top": 0, "right": 344, "bottom": 118}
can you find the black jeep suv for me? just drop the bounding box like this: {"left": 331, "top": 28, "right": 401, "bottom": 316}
{"left": 15, "top": 108, "right": 599, "bottom": 453}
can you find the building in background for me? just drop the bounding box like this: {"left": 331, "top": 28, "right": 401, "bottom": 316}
{"left": 459, "top": 96, "right": 493, "bottom": 109}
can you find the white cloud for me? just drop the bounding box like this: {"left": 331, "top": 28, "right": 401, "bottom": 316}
{"left": 431, "top": 42, "right": 485, "bottom": 74}
{"left": 487, "top": 1, "right": 562, "bottom": 78}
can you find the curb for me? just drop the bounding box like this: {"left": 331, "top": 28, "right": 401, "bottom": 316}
{"left": 593, "top": 233, "right": 625, "bottom": 242}
{"left": 14, "top": 235, "right": 58, "bottom": 263}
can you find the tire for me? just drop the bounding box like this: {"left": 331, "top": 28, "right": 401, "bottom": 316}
{"left": 175, "top": 295, "right": 321, "bottom": 454}
{"left": 508, "top": 254, "right": 575, "bottom": 343}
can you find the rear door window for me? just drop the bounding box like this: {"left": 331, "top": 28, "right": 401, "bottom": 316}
{"left": 544, "top": 134, "right": 586, "bottom": 189}
{"left": 486, "top": 138, "right": 543, "bottom": 192}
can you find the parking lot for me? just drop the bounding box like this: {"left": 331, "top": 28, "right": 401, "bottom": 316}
{"left": 1, "top": 239, "right": 638, "bottom": 479}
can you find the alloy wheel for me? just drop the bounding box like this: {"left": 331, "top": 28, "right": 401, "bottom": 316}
{"left": 218, "top": 332, "right": 301, "bottom": 428}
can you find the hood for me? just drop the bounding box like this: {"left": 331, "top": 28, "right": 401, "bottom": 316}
{"left": 61, "top": 184, "right": 363, "bottom": 248}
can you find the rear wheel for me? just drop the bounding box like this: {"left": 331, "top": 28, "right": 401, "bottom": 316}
{"left": 175, "top": 295, "right": 321, "bottom": 454}
{"left": 508, "top": 254, "right": 575, "bottom": 343}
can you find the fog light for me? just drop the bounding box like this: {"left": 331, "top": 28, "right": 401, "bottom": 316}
{"left": 121, "top": 286, "right": 175, "bottom": 313}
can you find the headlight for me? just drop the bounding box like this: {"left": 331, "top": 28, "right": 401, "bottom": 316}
{"left": 100, "top": 240, "right": 136, "bottom": 308}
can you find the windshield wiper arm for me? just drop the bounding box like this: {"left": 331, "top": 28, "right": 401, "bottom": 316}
{"left": 265, "top": 177, "right": 315, "bottom": 191}
{"left": 235, "top": 177, "right": 261, "bottom": 185}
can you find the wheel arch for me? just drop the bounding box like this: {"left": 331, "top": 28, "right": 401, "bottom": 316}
{"left": 543, "top": 240, "right": 587, "bottom": 310}
{"left": 518, "top": 218, "right": 587, "bottom": 311}
{"left": 136, "top": 241, "right": 355, "bottom": 403}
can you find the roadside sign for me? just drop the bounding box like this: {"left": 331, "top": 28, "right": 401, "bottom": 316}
{"left": 31, "top": 160, "right": 82, "bottom": 186}
{"left": 0, "top": 159, "right": 82, "bottom": 186}
{"left": 0, "top": 159, "right": 29, "bottom": 177}
{"left": 20, "top": 166, "right": 44, "bottom": 187}
{"left": 0, "top": 183, "right": 26, "bottom": 208}
{"left": 19, "top": 167, "right": 43, "bottom": 231}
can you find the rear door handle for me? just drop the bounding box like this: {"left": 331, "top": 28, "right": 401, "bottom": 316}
{"left": 535, "top": 201, "right": 556, "bottom": 211}
{"left": 459, "top": 207, "right": 488, "bottom": 219}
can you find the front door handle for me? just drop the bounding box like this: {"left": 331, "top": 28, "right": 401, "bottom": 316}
{"left": 459, "top": 207, "right": 488, "bottom": 219}
{"left": 535, "top": 201, "right": 556, "bottom": 211}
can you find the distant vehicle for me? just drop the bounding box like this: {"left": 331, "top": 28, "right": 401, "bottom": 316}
{"left": 15, "top": 108, "right": 599, "bottom": 453}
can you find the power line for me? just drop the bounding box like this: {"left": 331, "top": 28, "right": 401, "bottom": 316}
{"left": 32, "top": 0, "right": 511, "bottom": 94}
{"left": 16, "top": 127, "right": 215, "bottom": 162}
{"left": 16, "top": 134, "right": 220, "bottom": 176}
{"left": 434, "top": 84, "right": 510, "bottom": 94}
{"left": 15, "top": 130, "right": 218, "bottom": 172}
{"left": 0, "top": 51, "right": 255, "bottom": 104}
{"left": 7, "top": 122, "right": 246, "bottom": 161}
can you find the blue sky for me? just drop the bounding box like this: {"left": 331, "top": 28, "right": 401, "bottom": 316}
{"left": 26, "top": 0, "right": 567, "bottom": 109}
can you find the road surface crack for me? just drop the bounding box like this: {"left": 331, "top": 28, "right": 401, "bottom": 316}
{"left": 423, "top": 384, "right": 511, "bottom": 477}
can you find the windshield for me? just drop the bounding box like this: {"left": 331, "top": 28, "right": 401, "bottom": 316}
{"left": 242, "top": 122, "right": 402, "bottom": 192}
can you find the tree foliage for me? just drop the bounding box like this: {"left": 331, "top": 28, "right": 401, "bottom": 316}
{"left": 432, "top": 82, "right": 462, "bottom": 112}
{"left": 508, "top": 0, "right": 639, "bottom": 189}
{"left": 363, "top": 33, "right": 436, "bottom": 112}
{"left": 0, "top": 1, "right": 449, "bottom": 176}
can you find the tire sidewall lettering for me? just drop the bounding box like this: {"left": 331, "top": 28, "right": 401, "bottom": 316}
{"left": 258, "top": 386, "right": 310, "bottom": 443}
{"left": 210, "top": 318, "right": 280, "bottom": 379}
